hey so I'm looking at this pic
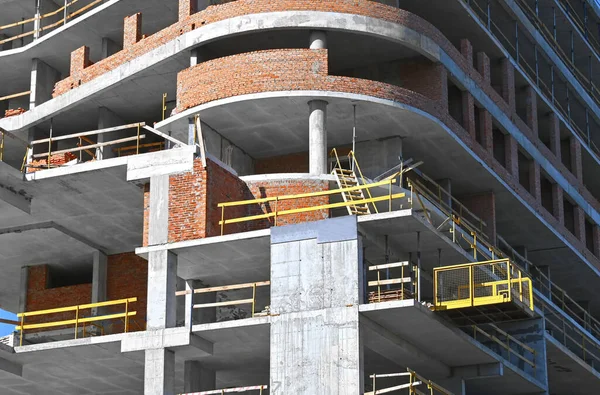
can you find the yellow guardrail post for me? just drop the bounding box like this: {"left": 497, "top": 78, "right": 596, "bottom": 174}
{"left": 162, "top": 93, "right": 167, "bottom": 121}
{"left": 19, "top": 314, "right": 25, "bottom": 346}
{"left": 74, "top": 305, "right": 79, "bottom": 339}
{"left": 506, "top": 261, "right": 512, "bottom": 303}
{"left": 251, "top": 283, "right": 257, "bottom": 318}
{"left": 221, "top": 205, "right": 225, "bottom": 236}
{"left": 125, "top": 299, "right": 129, "bottom": 333}
{"left": 274, "top": 197, "right": 279, "bottom": 227}
{"left": 469, "top": 265, "right": 474, "bottom": 306}
{"left": 0, "top": 131, "right": 4, "bottom": 161}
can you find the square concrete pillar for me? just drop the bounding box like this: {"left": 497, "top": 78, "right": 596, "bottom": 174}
{"left": 505, "top": 135, "right": 519, "bottom": 178}
{"left": 91, "top": 251, "right": 107, "bottom": 316}
{"left": 525, "top": 86, "right": 538, "bottom": 136}
{"left": 184, "top": 361, "right": 216, "bottom": 393}
{"left": 476, "top": 52, "right": 491, "bottom": 84}
{"left": 270, "top": 217, "right": 363, "bottom": 394}
{"left": 29, "top": 58, "right": 61, "bottom": 109}
{"left": 552, "top": 184, "right": 564, "bottom": 225}
{"left": 548, "top": 113, "right": 561, "bottom": 161}
{"left": 501, "top": 58, "right": 516, "bottom": 113}
{"left": 460, "top": 38, "right": 473, "bottom": 68}
{"left": 145, "top": 348, "right": 175, "bottom": 395}
{"left": 123, "top": 13, "right": 143, "bottom": 48}
{"left": 479, "top": 108, "right": 493, "bottom": 153}
{"left": 18, "top": 267, "right": 28, "bottom": 313}
{"left": 497, "top": 318, "right": 548, "bottom": 382}
{"left": 462, "top": 92, "right": 476, "bottom": 140}
{"left": 569, "top": 137, "right": 583, "bottom": 181}
{"left": 529, "top": 162, "right": 541, "bottom": 203}
{"left": 147, "top": 250, "right": 178, "bottom": 329}
{"left": 574, "top": 206, "right": 586, "bottom": 244}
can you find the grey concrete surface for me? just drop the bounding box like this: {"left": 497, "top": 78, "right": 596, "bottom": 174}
{"left": 308, "top": 99, "right": 328, "bottom": 175}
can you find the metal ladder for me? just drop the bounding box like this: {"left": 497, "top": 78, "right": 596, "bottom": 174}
{"left": 331, "top": 149, "right": 373, "bottom": 216}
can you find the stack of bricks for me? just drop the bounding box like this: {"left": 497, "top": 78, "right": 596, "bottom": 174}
{"left": 28, "top": 152, "right": 77, "bottom": 173}
{"left": 4, "top": 108, "right": 26, "bottom": 118}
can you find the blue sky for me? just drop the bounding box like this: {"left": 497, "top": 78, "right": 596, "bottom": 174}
{"left": 0, "top": 309, "right": 17, "bottom": 337}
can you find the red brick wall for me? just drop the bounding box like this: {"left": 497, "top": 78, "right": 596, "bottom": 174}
{"left": 106, "top": 252, "right": 148, "bottom": 332}
{"left": 177, "top": 49, "right": 441, "bottom": 115}
{"left": 456, "top": 192, "right": 497, "bottom": 245}
{"left": 25, "top": 265, "right": 92, "bottom": 331}
{"left": 124, "top": 13, "right": 143, "bottom": 48}
{"left": 255, "top": 152, "right": 309, "bottom": 174}
{"left": 24, "top": 253, "right": 148, "bottom": 334}
{"left": 143, "top": 157, "right": 331, "bottom": 243}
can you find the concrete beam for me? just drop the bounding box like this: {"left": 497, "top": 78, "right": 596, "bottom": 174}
{"left": 0, "top": 357, "right": 22, "bottom": 377}
{"left": 0, "top": 183, "right": 31, "bottom": 214}
{"left": 452, "top": 362, "right": 503, "bottom": 380}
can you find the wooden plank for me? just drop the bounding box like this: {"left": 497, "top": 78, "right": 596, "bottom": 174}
{"left": 368, "top": 278, "right": 411, "bottom": 287}
{"left": 369, "top": 262, "right": 409, "bottom": 271}
{"left": 0, "top": 91, "right": 31, "bottom": 102}
{"left": 33, "top": 135, "right": 145, "bottom": 158}
{"left": 32, "top": 122, "right": 145, "bottom": 144}
{"left": 193, "top": 298, "right": 254, "bottom": 309}
{"left": 143, "top": 125, "right": 186, "bottom": 148}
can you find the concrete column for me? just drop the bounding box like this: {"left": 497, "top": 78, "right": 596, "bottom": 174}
{"left": 184, "top": 361, "right": 216, "bottom": 393}
{"left": 308, "top": 100, "right": 328, "bottom": 175}
{"left": 460, "top": 38, "right": 473, "bottom": 68}
{"left": 505, "top": 135, "right": 519, "bottom": 178}
{"left": 145, "top": 348, "right": 175, "bottom": 395}
{"left": 184, "top": 280, "right": 216, "bottom": 327}
{"left": 525, "top": 86, "right": 538, "bottom": 136}
{"left": 501, "top": 58, "right": 516, "bottom": 113}
{"left": 574, "top": 205, "right": 586, "bottom": 244}
{"left": 436, "top": 178, "right": 452, "bottom": 209}
{"left": 462, "top": 92, "right": 476, "bottom": 139}
{"left": 147, "top": 250, "right": 177, "bottom": 329}
{"left": 91, "top": 251, "right": 107, "bottom": 316}
{"left": 29, "top": 58, "right": 60, "bottom": 109}
{"left": 552, "top": 184, "right": 565, "bottom": 225}
{"left": 270, "top": 216, "right": 363, "bottom": 394}
{"left": 569, "top": 137, "right": 583, "bottom": 181}
{"left": 309, "top": 30, "right": 327, "bottom": 49}
{"left": 18, "top": 267, "right": 28, "bottom": 313}
{"left": 97, "top": 107, "right": 125, "bottom": 160}
{"left": 479, "top": 108, "right": 493, "bottom": 153}
{"left": 549, "top": 113, "right": 561, "bottom": 161}
{"left": 476, "top": 52, "right": 491, "bottom": 84}
{"left": 101, "top": 37, "right": 121, "bottom": 59}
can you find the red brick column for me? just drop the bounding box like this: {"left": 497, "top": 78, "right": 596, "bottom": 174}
{"left": 549, "top": 113, "right": 561, "bottom": 161}
{"left": 552, "top": 184, "right": 565, "bottom": 225}
{"left": 460, "top": 38, "right": 473, "bottom": 68}
{"left": 529, "top": 162, "right": 541, "bottom": 202}
{"left": 525, "top": 86, "right": 538, "bottom": 136}
{"left": 462, "top": 92, "right": 476, "bottom": 139}
{"left": 476, "top": 52, "right": 491, "bottom": 84}
{"left": 501, "top": 58, "right": 516, "bottom": 113}
{"left": 179, "top": 0, "right": 197, "bottom": 21}
{"left": 570, "top": 137, "right": 583, "bottom": 181}
{"left": 573, "top": 206, "right": 586, "bottom": 244}
{"left": 124, "top": 13, "right": 142, "bottom": 48}
{"left": 479, "top": 108, "right": 493, "bottom": 153}
{"left": 70, "top": 46, "right": 91, "bottom": 77}
{"left": 457, "top": 191, "right": 497, "bottom": 244}
{"left": 505, "top": 135, "right": 519, "bottom": 177}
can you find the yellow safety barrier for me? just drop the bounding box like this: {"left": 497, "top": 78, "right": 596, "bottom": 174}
{"left": 218, "top": 178, "right": 404, "bottom": 236}
{"left": 471, "top": 324, "right": 537, "bottom": 372}
{"left": 16, "top": 297, "right": 137, "bottom": 346}
{"left": 366, "top": 368, "right": 454, "bottom": 395}
{"left": 368, "top": 261, "right": 417, "bottom": 304}
{"left": 433, "top": 259, "right": 533, "bottom": 312}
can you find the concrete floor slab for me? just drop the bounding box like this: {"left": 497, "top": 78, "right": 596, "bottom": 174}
{"left": 545, "top": 334, "right": 600, "bottom": 394}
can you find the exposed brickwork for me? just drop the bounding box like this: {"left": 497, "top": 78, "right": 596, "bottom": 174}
{"left": 476, "top": 52, "right": 491, "bottom": 84}
{"left": 28, "top": 152, "right": 77, "bottom": 173}
{"left": 457, "top": 192, "right": 496, "bottom": 244}
{"left": 549, "top": 113, "right": 561, "bottom": 160}
{"left": 462, "top": 92, "right": 476, "bottom": 139}
{"left": 24, "top": 253, "right": 147, "bottom": 334}
{"left": 179, "top": 0, "right": 197, "bottom": 21}
{"left": 530, "top": 162, "right": 541, "bottom": 203}
{"left": 479, "top": 108, "right": 493, "bottom": 153}
{"left": 255, "top": 152, "right": 309, "bottom": 174}
{"left": 525, "top": 87, "right": 538, "bottom": 136}
{"left": 505, "top": 135, "right": 519, "bottom": 177}
{"left": 4, "top": 108, "right": 26, "bottom": 117}
{"left": 570, "top": 137, "right": 583, "bottom": 181}
{"left": 177, "top": 49, "right": 445, "bottom": 114}
{"left": 552, "top": 184, "right": 565, "bottom": 225}
{"left": 25, "top": 265, "right": 92, "bottom": 332}
{"left": 574, "top": 206, "right": 586, "bottom": 245}
{"left": 593, "top": 225, "right": 600, "bottom": 258}
{"left": 501, "top": 58, "right": 516, "bottom": 113}
{"left": 460, "top": 39, "right": 473, "bottom": 68}
{"left": 123, "top": 13, "right": 143, "bottom": 48}
{"left": 106, "top": 252, "right": 148, "bottom": 332}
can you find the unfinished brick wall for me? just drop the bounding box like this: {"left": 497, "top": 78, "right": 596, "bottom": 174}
{"left": 24, "top": 254, "right": 148, "bottom": 334}
{"left": 456, "top": 192, "right": 497, "bottom": 245}
{"left": 25, "top": 265, "right": 92, "bottom": 332}
{"left": 177, "top": 49, "right": 443, "bottom": 114}
{"left": 255, "top": 152, "right": 310, "bottom": 174}
{"left": 106, "top": 252, "right": 148, "bottom": 332}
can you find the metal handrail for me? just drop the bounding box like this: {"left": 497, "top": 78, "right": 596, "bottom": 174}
{"left": 180, "top": 385, "right": 267, "bottom": 395}
{"left": 16, "top": 297, "right": 137, "bottom": 346}
{"left": 366, "top": 368, "right": 454, "bottom": 395}
{"left": 471, "top": 324, "right": 537, "bottom": 370}
{"left": 368, "top": 261, "right": 417, "bottom": 304}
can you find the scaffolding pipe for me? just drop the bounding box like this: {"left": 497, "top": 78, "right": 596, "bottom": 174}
{"left": 352, "top": 104, "right": 356, "bottom": 172}
{"left": 417, "top": 231, "right": 421, "bottom": 303}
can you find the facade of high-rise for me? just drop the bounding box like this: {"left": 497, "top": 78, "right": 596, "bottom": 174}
{"left": 0, "top": 0, "right": 600, "bottom": 394}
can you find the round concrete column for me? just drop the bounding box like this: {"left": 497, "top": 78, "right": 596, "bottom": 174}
{"left": 308, "top": 100, "right": 328, "bottom": 175}
{"left": 309, "top": 30, "right": 327, "bottom": 49}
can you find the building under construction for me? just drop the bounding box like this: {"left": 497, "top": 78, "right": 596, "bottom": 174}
{"left": 0, "top": 0, "right": 600, "bottom": 394}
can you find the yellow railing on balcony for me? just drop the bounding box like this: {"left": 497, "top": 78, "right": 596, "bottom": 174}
{"left": 366, "top": 368, "right": 454, "bottom": 395}
{"left": 367, "top": 261, "right": 418, "bottom": 304}
{"left": 16, "top": 297, "right": 137, "bottom": 346}
{"left": 433, "top": 259, "right": 533, "bottom": 312}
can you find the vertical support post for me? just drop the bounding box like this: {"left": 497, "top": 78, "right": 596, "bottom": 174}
{"left": 33, "top": 0, "right": 41, "bottom": 40}
{"left": 136, "top": 123, "right": 140, "bottom": 155}
{"left": 125, "top": 299, "right": 129, "bottom": 333}
{"left": 47, "top": 119, "right": 53, "bottom": 169}
{"left": 162, "top": 93, "right": 167, "bottom": 121}
{"left": 417, "top": 231, "right": 421, "bottom": 303}
{"left": 553, "top": 7, "right": 557, "bottom": 40}
{"left": 534, "top": 45, "right": 539, "bottom": 86}
{"left": 74, "top": 305, "right": 79, "bottom": 339}
{"left": 19, "top": 314, "right": 24, "bottom": 346}
{"left": 0, "top": 131, "right": 4, "bottom": 162}
{"left": 220, "top": 206, "right": 225, "bottom": 236}
{"left": 251, "top": 283, "right": 257, "bottom": 317}
{"left": 515, "top": 21, "right": 519, "bottom": 64}
{"left": 469, "top": 266, "right": 474, "bottom": 306}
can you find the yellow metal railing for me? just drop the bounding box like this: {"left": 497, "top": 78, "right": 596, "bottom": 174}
{"left": 331, "top": 148, "right": 379, "bottom": 214}
{"left": 218, "top": 177, "right": 404, "bottom": 236}
{"left": 433, "top": 259, "right": 533, "bottom": 312}
{"left": 176, "top": 281, "right": 270, "bottom": 319}
{"left": 0, "top": 0, "right": 105, "bottom": 47}
{"left": 179, "top": 385, "right": 267, "bottom": 395}
{"left": 471, "top": 324, "right": 537, "bottom": 373}
{"left": 16, "top": 297, "right": 137, "bottom": 346}
{"left": 368, "top": 261, "right": 417, "bottom": 304}
{"left": 366, "top": 368, "right": 454, "bottom": 395}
